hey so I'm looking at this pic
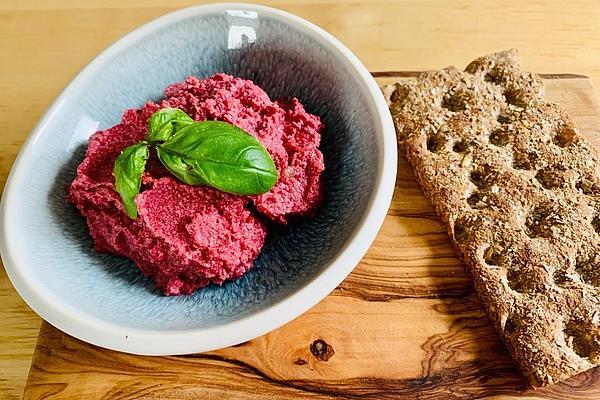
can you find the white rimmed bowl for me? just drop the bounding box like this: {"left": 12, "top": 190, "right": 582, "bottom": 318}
{"left": 0, "top": 3, "right": 396, "bottom": 354}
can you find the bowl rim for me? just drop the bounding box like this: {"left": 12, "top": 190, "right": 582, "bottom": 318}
{"left": 0, "top": 2, "right": 397, "bottom": 355}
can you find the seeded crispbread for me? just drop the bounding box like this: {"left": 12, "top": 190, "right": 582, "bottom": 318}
{"left": 385, "top": 49, "right": 600, "bottom": 387}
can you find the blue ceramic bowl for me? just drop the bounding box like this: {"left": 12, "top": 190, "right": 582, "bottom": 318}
{"left": 0, "top": 3, "right": 396, "bottom": 354}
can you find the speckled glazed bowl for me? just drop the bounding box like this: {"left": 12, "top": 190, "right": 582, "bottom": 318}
{"left": 0, "top": 3, "right": 396, "bottom": 354}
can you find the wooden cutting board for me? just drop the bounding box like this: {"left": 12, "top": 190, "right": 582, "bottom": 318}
{"left": 23, "top": 73, "right": 600, "bottom": 400}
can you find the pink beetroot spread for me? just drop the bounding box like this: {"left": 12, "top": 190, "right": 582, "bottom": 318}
{"left": 68, "top": 74, "right": 324, "bottom": 295}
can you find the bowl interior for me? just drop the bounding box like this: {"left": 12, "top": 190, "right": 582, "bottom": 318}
{"left": 8, "top": 7, "right": 380, "bottom": 331}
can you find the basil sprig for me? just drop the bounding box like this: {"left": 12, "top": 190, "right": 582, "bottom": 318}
{"left": 113, "top": 108, "right": 278, "bottom": 219}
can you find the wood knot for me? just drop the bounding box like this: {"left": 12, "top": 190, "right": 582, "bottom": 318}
{"left": 310, "top": 339, "right": 335, "bottom": 361}
{"left": 294, "top": 358, "right": 307, "bottom": 365}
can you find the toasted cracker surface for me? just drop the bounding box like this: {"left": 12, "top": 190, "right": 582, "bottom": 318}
{"left": 386, "top": 49, "right": 600, "bottom": 387}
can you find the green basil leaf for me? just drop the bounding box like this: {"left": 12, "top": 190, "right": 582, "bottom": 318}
{"left": 114, "top": 142, "right": 150, "bottom": 218}
{"left": 146, "top": 107, "right": 194, "bottom": 142}
{"left": 156, "top": 147, "right": 207, "bottom": 186}
{"left": 158, "top": 121, "right": 278, "bottom": 195}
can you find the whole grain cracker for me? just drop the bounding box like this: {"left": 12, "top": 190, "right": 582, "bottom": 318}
{"left": 385, "top": 49, "right": 600, "bottom": 387}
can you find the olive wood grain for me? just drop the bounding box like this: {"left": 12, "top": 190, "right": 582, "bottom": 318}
{"left": 21, "top": 75, "right": 600, "bottom": 399}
